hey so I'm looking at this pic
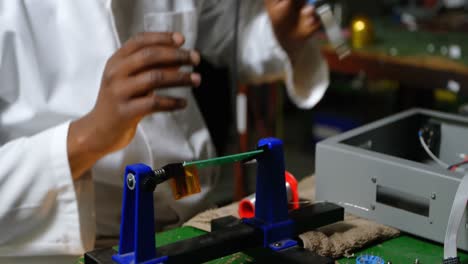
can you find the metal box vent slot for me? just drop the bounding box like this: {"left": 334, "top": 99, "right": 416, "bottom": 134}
{"left": 376, "top": 185, "right": 430, "bottom": 217}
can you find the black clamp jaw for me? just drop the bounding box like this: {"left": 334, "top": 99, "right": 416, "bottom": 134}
{"left": 141, "top": 163, "right": 185, "bottom": 192}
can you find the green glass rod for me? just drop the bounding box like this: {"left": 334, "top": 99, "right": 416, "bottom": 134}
{"left": 183, "top": 149, "right": 264, "bottom": 169}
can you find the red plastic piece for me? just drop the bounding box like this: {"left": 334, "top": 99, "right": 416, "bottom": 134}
{"left": 285, "top": 171, "right": 299, "bottom": 210}
{"left": 238, "top": 171, "right": 299, "bottom": 218}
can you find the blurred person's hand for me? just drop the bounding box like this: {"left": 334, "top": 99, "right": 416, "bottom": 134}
{"left": 265, "top": 0, "right": 321, "bottom": 60}
{"left": 68, "top": 32, "right": 201, "bottom": 179}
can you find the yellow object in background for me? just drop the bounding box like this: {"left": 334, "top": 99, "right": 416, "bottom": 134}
{"left": 351, "top": 17, "right": 374, "bottom": 49}
{"left": 434, "top": 89, "right": 457, "bottom": 103}
{"left": 170, "top": 165, "right": 201, "bottom": 200}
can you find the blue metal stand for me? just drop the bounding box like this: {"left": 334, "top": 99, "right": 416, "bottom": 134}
{"left": 112, "top": 164, "right": 168, "bottom": 264}
{"left": 112, "top": 138, "right": 296, "bottom": 264}
{"left": 243, "top": 138, "right": 297, "bottom": 251}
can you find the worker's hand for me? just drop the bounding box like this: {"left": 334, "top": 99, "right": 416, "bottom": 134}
{"left": 68, "top": 32, "right": 201, "bottom": 180}
{"left": 264, "top": 0, "right": 321, "bottom": 61}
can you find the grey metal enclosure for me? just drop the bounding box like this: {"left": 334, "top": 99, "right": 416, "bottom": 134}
{"left": 316, "top": 108, "right": 468, "bottom": 251}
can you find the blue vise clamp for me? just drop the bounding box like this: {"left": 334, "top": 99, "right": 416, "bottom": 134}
{"left": 112, "top": 137, "right": 294, "bottom": 263}
{"left": 112, "top": 164, "right": 168, "bottom": 264}
{"left": 243, "top": 138, "right": 297, "bottom": 251}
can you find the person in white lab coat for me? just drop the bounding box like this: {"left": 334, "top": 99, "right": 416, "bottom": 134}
{"left": 0, "top": 0, "right": 329, "bottom": 262}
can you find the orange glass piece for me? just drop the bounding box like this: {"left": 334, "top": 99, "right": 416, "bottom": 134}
{"left": 170, "top": 165, "right": 201, "bottom": 200}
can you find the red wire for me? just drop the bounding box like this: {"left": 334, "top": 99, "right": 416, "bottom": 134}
{"left": 449, "top": 156, "right": 468, "bottom": 172}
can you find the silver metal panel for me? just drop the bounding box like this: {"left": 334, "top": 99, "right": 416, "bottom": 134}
{"left": 316, "top": 108, "right": 468, "bottom": 250}
{"left": 439, "top": 122, "right": 468, "bottom": 163}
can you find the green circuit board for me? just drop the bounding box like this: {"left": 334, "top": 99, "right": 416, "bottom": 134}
{"left": 78, "top": 227, "right": 468, "bottom": 264}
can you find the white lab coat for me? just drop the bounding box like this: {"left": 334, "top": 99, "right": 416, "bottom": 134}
{"left": 0, "top": 0, "right": 328, "bottom": 262}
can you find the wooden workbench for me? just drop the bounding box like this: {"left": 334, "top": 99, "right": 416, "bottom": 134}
{"left": 321, "top": 20, "right": 468, "bottom": 95}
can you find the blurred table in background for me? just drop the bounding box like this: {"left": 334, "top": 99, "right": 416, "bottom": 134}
{"left": 321, "top": 20, "right": 468, "bottom": 95}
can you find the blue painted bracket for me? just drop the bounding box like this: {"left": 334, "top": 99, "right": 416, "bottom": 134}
{"left": 243, "top": 138, "right": 297, "bottom": 251}
{"left": 112, "top": 164, "right": 168, "bottom": 264}
{"left": 112, "top": 138, "right": 296, "bottom": 263}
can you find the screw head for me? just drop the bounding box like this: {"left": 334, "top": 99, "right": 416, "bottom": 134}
{"left": 371, "top": 204, "right": 376, "bottom": 210}
{"left": 371, "top": 177, "right": 377, "bottom": 183}
{"left": 127, "top": 173, "right": 136, "bottom": 190}
{"left": 273, "top": 242, "right": 282, "bottom": 247}
{"left": 431, "top": 193, "right": 436, "bottom": 200}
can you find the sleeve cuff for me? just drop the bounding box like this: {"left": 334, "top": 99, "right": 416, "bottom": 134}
{"left": 50, "top": 121, "right": 75, "bottom": 199}
{"left": 263, "top": 18, "right": 330, "bottom": 109}
{"left": 37, "top": 121, "right": 92, "bottom": 255}
{"left": 0, "top": 121, "right": 94, "bottom": 256}
{"left": 240, "top": 12, "right": 330, "bottom": 109}
{"left": 49, "top": 121, "right": 95, "bottom": 255}
{"left": 282, "top": 38, "right": 330, "bottom": 109}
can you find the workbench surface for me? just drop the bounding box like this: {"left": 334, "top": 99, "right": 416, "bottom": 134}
{"left": 77, "top": 226, "right": 468, "bottom": 264}
{"left": 322, "top": 20, "right": 468, "bottom": 94}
